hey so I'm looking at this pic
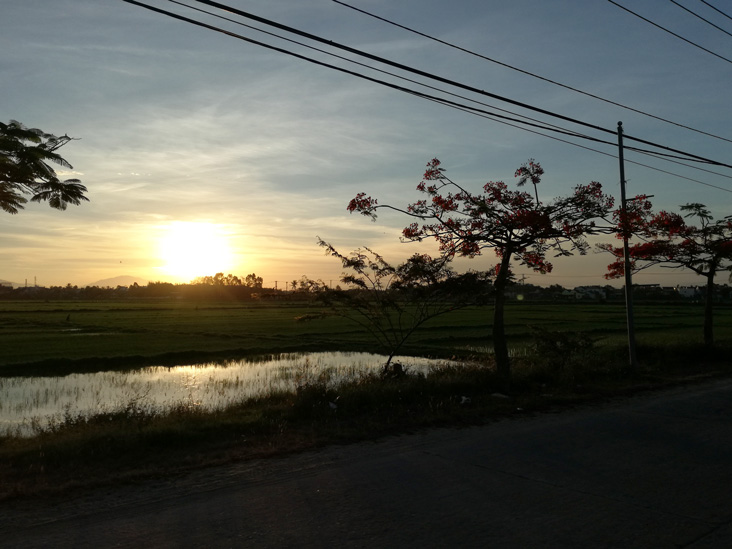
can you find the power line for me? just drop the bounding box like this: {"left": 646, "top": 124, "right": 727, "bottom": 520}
{"left": 133, "top": 1, "right": 598, "bottom": 145}
{"left": 608, "top": 0, "right": 732, "bottom": 64}
{"left": 174, "top": 0, "right": 727, "bottom": 169}
{"left": 170, "top": 0, "right": 732, "bottom": 185}
{"left": 132, "top": 0, "right": 631, "bottom": 162}
{"left": 332, "top": 0, "right": 732, "bottom": 144}
{"left": 632, "top": 151, "right": 732, "bottom": 181}
{"left": 169, "top": 0, "right": 595, "bottom": 144}
{"left": 668, "top": 0, "right": 732, "bottom": 38}
{"left": 697, "top": 0, "right": 732, "bottom": 23}
{"left": 187, "top": 0, "right": 612, "bottom": 137}
{"left": 121, "top": 0, "right": 732, "bottom": 193}
{"left": 625, "top": 157, "right": 732, "bottom": 194}
{"left": 189, "top": 0, "right": 732, "bottom": 169}
{"left": 413, "top": 90, "right": 732, "bottom": 193}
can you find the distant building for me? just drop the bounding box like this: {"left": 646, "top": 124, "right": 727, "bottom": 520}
{"left": 675, "top": 286, "right": 700, "bottom": 299}
{"left": 572, "top": 286, "right": 607, "bottom": 301}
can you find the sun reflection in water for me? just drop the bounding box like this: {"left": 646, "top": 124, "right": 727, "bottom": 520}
{"left": 0, "top": 352, "right": 459, "bottom": 437}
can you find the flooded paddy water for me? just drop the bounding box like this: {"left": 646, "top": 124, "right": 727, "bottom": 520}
{"left": 0, "top": 352, "right": 457, "bottom": 437}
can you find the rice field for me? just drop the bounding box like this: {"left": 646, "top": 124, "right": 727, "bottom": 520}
{"left": 0, "top": 299, "right": 730, "bottom": 437}
{"left": 1, "top": 299, "right": 729, "bottom": 369}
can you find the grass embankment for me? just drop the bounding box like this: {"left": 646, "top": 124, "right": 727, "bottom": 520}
{"left": 0, "top": 300, "right": 730, "bottom": 500}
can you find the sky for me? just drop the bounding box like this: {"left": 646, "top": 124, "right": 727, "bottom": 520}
{"left": 2, "top": 0, "right": 731, "bottom": 288}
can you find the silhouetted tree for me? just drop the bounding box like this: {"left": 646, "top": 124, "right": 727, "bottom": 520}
{"left": 301, "top": 239, "right": 492, "bottom": 371}
{"left": 599, "top": 201, "right": 732, "bottom": 347}
{"left": 244, "top": 273, "right": 263, "bottom": 288}
{"left": 192, "top": 273, "right": 242, "bottom": 286}
{"left": 348, "top": 158, "right": 614, "bottom": 391}
{"left": 1, "top": 120, "right": 88, "bottom": 214}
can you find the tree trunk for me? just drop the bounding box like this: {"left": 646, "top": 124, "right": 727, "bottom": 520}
{"left": 704, "top": 271, "right": 715, "bottom": 348}
{"left": 492, "top": 253, "right": 513, "bottom": 393}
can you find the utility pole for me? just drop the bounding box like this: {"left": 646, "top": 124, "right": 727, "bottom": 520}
{"left": 617, "top": 122, "right": 638, "bottom": 369}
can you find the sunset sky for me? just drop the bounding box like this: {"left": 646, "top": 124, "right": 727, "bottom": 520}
{"left": 3, "top": 0, "right": 731, "bottom": 288}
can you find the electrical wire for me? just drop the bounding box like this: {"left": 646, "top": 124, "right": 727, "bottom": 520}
{"left": 176, "top": 0, "right": 724, "bottom": 165}
{"left": 332, "top": 0, "right": 732, "bottom": 144}
{"left": 629, "top": 151, "right": 732, "bottom": 181}
{"left": 669, "top": 0, "right": 732, "bottom": 38}
{"left": 169, "top": 0, "right": 596, "bottom": 142}
{"left": 121, "top": 0, "right": 732, "bottom": 193}
{"left": 190, "top": 0, "right": 732, "bottom": 168}
{"left": 625, "top": 158, "right": 732, "bottom": 193}
{"left": 410, "top": 89, "right": 732, "bottom": 193}
{"left": 608, "top": 0, "right": 732, "bottom": 64}
{"left": 175, "top": 0, "right": 732, "bottom": 178}
{"left": 145, "top": 1, "right": 605, "bottom": 146}
{"left": 697, "top": 0, "right": 732, "bottom": 23}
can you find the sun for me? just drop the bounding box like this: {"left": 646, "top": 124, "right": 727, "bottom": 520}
{"left": 158, "top": 222, "right": 235, "bottom": 281}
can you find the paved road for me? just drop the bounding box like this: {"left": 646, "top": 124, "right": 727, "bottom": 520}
{"left": 2, "top": 378, "right": 732, "bottom": 548}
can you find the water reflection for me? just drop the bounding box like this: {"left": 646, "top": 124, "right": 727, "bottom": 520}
{"left": 0, "top": 352, "right": 455, "bottom": 437}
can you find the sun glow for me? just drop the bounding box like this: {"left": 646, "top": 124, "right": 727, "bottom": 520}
{"left": 158, "top": 222, "right": 235, "bottom": 281}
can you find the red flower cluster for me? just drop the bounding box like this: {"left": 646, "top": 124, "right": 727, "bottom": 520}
{"left": 431, "top": 194, "right": 458, "bottom": 211}
{"left": 514, "top": 159, "right": 544, "bottom": 186}
{"left": 402, "top": 222, "right": 421, "bottom": 239}
{"left": 351, "top": 158, "right": 616, "bottom": 283}
{"left": 483, "top": 180, "right": 507, "bottom": 201}
{"left": 522, "top": 251, "right": 553, "bottom": 273}
{"left": 423, "top": 158, "right": 444, "bottom": 181}
{"left": 649, "top": 211, "right": 686, "bottom": 236}
{"left": 347, "top": 193, "right": 377, "bottom": 215}
{"left": 509, "top": 209, "right": 551, "bottom": 231}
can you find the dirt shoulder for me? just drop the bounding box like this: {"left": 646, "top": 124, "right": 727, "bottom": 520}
{"left": 3, "top": 376, "right": 732, "bottom": 548}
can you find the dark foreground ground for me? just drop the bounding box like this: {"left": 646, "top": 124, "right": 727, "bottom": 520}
{"left": 2, "top": 377, "right": 732, "bottom": 548}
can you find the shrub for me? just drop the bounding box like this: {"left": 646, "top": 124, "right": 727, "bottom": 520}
{"left": 527, "top": 326, "right": 601, "bottom": 383}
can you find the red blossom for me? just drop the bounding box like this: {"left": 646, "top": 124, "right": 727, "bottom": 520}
{"left": 432, "top": 194, "right": 458, "bottom": 211}
{"left": 351, "top": 159, "right": 616, "bottom": 312}
{"left": 423, "top": 158, "right": 444, "bottom": 181}
{"left": 403, "top": 223, "right": 421, "bottom": 239}
{"left": 604, "top": 259, "right": 627, "bottom": 279}
{"left": 601, "top": 199, "right": 732, "bottom": 293}
{"left": 522, "top": 251, "right": 553, "bottom": 273}
{"left": 459, "top": 241, "right": 481, "bottom": 256}
{"left": 347, "top": 192, "right": 377, "bottom": 214}
{"left": 649, "top": 210, "right": 686, "bottom": 236}
{"left": 514, "top": 159, "right": 544, "bottom": 186}
{"left": 483, "top": 180, "right": 507, "bottom": 201}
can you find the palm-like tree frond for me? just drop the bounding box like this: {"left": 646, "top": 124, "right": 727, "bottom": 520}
{"left": 29, "top": 178, "right": 89, "bottom": 210}
{"left": 0, "top": 120, "right": 87, "bottom": 213}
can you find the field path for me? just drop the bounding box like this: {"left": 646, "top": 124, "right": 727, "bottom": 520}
{"left": 2, "top": 378, "right": 732, "bottom": 548}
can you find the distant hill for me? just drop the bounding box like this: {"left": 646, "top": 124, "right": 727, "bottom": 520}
{"left": 0, "top": 279, "right": 19, "bottom": 288}
{"left": 85, "top": 275, "right": 150, "bottom": 288}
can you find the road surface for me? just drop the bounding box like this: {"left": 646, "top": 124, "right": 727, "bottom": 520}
{"left": 2, "top": 377, "right": 732, "bottom": 548}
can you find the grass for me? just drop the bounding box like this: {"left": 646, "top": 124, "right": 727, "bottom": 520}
{"left": 1, "top": 299, "right": 730, "bottom": 372}
{"left": 0, "top": 299, "right": 731, "bottom": 500}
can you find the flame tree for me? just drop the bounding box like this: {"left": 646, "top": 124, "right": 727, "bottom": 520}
{"left": 305, "top": 239, "right": 492, "bottom": 371}
{"left": 348, "top": 159, "right": 615, "bottom": 391}
{"left": 599, "top": 201, "right": 732, "bottom": 347}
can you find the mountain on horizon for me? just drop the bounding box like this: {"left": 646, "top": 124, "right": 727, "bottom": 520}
{"left": 85, "top": 275, "right": 150, "bottom": 288}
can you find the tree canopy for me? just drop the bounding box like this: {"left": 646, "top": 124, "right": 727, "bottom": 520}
{"left": 599, "top": 201, "right": 732, "bottom": 346}
{"left": 348, "top": 158, "right": 615, "bottom": 390}
{"left": 0, "top": 120, "right": 89, "bottom": 214}
{"left": 244, "top": 273, "right": 264, "bottom": 288}
{"left": 191, "top": 273, "right": 243, "bottom": 286}
{"left": 301, "top": 239, "right": 492, "bottom": 370}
